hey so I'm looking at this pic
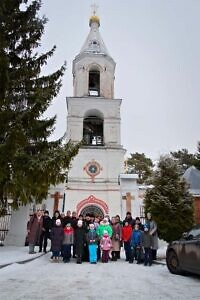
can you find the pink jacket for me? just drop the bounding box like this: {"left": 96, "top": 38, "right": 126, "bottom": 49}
{"left": 100, "top": 236, "right": 112, "bottom": 251}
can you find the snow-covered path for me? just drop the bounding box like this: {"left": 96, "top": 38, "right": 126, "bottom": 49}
{"left": 0, "top": 253, "right": 199, "bottom": 300}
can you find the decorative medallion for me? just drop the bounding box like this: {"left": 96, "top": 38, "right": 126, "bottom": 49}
{"left": 83, "top": 159, "right": 102, "bottom": 182}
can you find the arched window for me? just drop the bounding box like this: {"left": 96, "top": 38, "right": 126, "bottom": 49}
{"left": 80, "top": 205, "right": 104, "bottom": 219}
{"left": 83, "top": 111, "right": 103, "bottom": 146}
{"left": 88, "top": 68, "right": 100, "bottom": 96}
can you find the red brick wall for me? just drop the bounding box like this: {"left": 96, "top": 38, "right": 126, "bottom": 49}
{"left": 194, "top": 196, "right": 200, "bottom": 224}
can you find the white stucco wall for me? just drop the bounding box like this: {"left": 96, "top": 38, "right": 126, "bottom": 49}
{"left": 4, "top": 206, "right": 30, "bottom": 246}
{"left": 73, "top": 55, "right": 115, "bottom": 99}
{"left": 66, "top": 97, "right": 122, "bottom": 146}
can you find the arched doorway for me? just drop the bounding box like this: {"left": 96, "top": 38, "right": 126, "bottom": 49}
{"left": 80, "top": 205, "right": 104, "bottom": 219}
{"left": 77, "top": 195, "right": 109, "bottom": 218}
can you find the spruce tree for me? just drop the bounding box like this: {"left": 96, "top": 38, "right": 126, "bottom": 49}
{"left": 170, "top": 148, "right": 199, "bottom": 174}
{"left": 0, "top": 0, "right": 79, "bottom": 215}
{"left": 144, "top": 156, "right": 194, "bottom": 243}
{"left": 195, "top": 142, "right": 200, "bottom": 170}
{"left": 126, "top": 152, "right": 153, "bottom": 184}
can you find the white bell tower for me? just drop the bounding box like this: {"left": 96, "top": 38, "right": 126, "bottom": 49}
{"left": 66, "top": 11, "right": 126, "bottom": 217}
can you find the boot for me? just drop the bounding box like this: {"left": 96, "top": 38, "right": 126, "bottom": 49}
{"left": 29, "top": 244, "right": 36, "bottom": 254}
{"left": 77, "top": 256, "right": 82, "bottom": 264}
{"left": 116, "top": 251, "right": 120, "bottom": 259}
{"left": 111, "top": 251, "right": 117, "bottom": 261}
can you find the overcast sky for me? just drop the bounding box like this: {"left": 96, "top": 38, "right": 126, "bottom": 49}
{"left": 39, "top": 0, "right": 200, "bottom": 160}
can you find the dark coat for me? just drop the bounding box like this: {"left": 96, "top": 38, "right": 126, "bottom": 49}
{"left": 141, "top": 232, "right": 153, "bottom": 248}
{"left": 123, "top": 217, "right": 136, "bottom": 228}
{"left": 71, "top": 217, "right": 78, "bottom": 229}
{"left": 86, "top": 229, "right": 98, "bottom": 245}
{"left": 50, "top": 226, "right": 64, "bottom": 252}
{"left": 63, "top": 216, "right": 72, "bottom": 227}
{"left": 27, "top": 214, "right": 43, "bottom": 245}
{"left": 74, "top": 227, "right": 86, "bottom": 256}
{"left": 52, "top": 216, "right": 62, "bottom": 228}
{"left": 42, "top": 216, "right": 52, "bottom": 233}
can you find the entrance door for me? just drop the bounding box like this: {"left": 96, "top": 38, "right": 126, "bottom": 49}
{"left": 80, "top": 205, "right": 104, "bottom": 219}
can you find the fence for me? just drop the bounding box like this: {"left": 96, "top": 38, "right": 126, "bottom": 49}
{"left": 0, "top": 209, "right": 12, "bottom": 245}
{"left": 139, "top": 205, "right": 146, "bottom": 224}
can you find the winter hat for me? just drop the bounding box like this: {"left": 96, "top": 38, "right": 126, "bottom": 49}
{"left": 56, "top": 219, "right": 61, "bottom": 226}
{"left": 77, "top": 220, "right": 83, "bottom": 226}
{"left": 103, "top": 217, "right": 108, "bottom": 223}
{"left": 89, "top": 223, "right": 95, "bottom": 229}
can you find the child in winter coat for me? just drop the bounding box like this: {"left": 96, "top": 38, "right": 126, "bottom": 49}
{"left": 100, "top": 230, "right": 112, "bottom": 263}
{"left": 62, "top": 223, "right": 74, "bottom": 263}
{"left": 141, "top": 224, "right": 153, "bottom": 266}
{"left": 86, "top": 223, "right": 98, "bottom": 264}
{"left": 129, "top": 224, "right": 142, "bottom": 264}
{"left": 122, "top": 221, "right": 132, "bottom": 262}
{"left": 96, "top": 217, "right": 113, "bottom": 239}
{"left": 50, "top": 219, "right": 64, "bottom": 262}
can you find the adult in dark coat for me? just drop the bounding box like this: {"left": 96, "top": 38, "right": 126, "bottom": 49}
{"left": 82, "top": 214, "right": 92, "bottom": 261}
{"left": 52, "top": 210, "right": 62, "bottom": 227}
{"left": 71, "top": 211, "right": 78, "bottom": 258}
{"left": 123, "top": 212, "right": 135, "bottom": 228}
{"left": 135, "top": 217, "right": 144, "bottom": 231}
{"left": 50, "top": 219, "right": 64, "bottom": 261}
{"left": 74, "top": 220, "right": 87, "bottom": 264}
{"left": 27, "top": 209, "right": 43, "bottom": 254}
{"left": 39, "top": 210, "right": 52, "bottom": 253}
{"left": 63, "top": 210, "right": 72, "bottom": 227}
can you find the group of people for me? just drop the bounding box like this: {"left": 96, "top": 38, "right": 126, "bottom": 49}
{"left": 26, "top": 209, "right": 158, "bottom": 266}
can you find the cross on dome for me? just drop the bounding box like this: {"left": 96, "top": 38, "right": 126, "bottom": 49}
{"left": 89, "top": 2, "right": 100, "bottom": 27}
{"left": 91, "top": 2, "right": 98, "bottom": 16}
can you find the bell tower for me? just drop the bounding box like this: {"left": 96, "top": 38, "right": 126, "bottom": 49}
{"left": 66, "top": 11, "right": 126, "bottom": 217}
{"left": 73, "top": 14, "right": 115, "bottom": 99}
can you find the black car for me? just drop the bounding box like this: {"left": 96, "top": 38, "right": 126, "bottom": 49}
{"left": 166, "top": 224, "right": 200, "bottom": 275}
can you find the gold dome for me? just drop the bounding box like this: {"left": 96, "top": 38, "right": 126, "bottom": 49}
{"left": 89, "top": 15, "right": 100, "bottom": 27}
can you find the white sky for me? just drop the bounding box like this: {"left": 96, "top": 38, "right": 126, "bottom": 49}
{"left": 39, "top": 0, "right": 200, "bottom": 160}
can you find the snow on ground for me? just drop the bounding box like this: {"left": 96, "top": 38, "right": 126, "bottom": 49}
{"left": 0, "top": 246, "right": 43, "bottom": 265}
{"left": 0, "top": 245, "right": 166, "bottom": 266}
{"left": 0, "top": 248, "right": 199, "bottom": 300}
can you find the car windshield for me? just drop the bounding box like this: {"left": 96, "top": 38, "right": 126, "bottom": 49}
{"left": 188, "top": 226, "right": 200, "bottom": 239}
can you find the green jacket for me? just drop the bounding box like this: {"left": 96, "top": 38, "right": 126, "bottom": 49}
{"left": 96, "top": 223, "right": 113, "bottom": 238}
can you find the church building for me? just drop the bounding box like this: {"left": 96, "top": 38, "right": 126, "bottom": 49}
{"left": 65, "top": 12, "right": 126, "bottom": 217}
{"left": 3, "top": 11, "right": 131, "bottom": 246}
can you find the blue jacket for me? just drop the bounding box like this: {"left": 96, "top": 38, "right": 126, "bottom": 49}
{"left": 130, "top": 230, "right": 142, "bottom": 247}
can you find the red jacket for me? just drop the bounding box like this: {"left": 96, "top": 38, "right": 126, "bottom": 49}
{"left": 122, "top": 225, "right": 132, "bottom": 242}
